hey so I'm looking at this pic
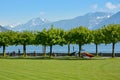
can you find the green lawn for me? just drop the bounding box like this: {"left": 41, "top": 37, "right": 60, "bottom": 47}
{"left": 0, "top": 58, "right": 120, "bottom": 80}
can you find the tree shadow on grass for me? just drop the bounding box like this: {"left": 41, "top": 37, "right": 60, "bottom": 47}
{"left": 54, "top": 57, "right": 106, "bottom": 60}
{"left": 0, "top": 56, "right": 106, "bottom": 60}
{"left": 0, "top": 56, "right": 53, "bottom": 60}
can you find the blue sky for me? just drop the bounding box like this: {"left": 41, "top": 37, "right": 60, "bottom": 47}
{"left": 0, "top": 0, "right": 120, "bottom": 25}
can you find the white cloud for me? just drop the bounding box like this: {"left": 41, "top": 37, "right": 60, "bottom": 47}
{"left": 106, "top": 2, "right": 120, "bottom": 10}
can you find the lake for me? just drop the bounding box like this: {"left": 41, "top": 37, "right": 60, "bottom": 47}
{"left": 0, "top": 43, "right": 120, "bottom": 54}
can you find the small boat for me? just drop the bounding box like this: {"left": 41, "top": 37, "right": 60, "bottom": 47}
{"left": 83, "top": 52, "right": 94, "bottom": 58}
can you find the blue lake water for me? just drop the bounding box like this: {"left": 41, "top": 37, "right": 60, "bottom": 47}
{"left": 0, "top": 43, "right": 120, "bottom": 54}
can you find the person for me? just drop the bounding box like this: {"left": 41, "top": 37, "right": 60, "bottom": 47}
{"left": 13, "top": 51, "right": 16, "bottom": 56}
{"left": 54, "top": 53, "right": 57, "bottom": 57}
{"left": 18, "top": 49, "right": 20, "bottom": 56}
{"left": 75, "top": 52, "right": 78, "bottom": 57}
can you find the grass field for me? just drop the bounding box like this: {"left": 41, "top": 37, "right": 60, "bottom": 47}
{"left": 0, "top": 58, "right": 120, "bottom": 80}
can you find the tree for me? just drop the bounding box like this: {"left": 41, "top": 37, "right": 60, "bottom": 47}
{"left": 47, "top": 25, "right": 65, "bottom": 57}
{"left": 0, "top": 31, "right": 17, "bottom": 57}
{"left": 118, "top": 25, "right": 120, "bottom": 42}
{"left": 64, "top": 31, "right": 74, "bottom": 56}
{"left": 92, "top": 29, "right": 104, "bottom": 56}
{"left": 36, "top": 28, "right": 48, "bottom": 56}
{"left": 55, "top": 28, "right": 65, "bottom": 51}
{"left": 15, "top": 31, "right": 35, "bottom": 57}
{"left": 71, "top": 26, "right": 93, "bottom": 57}
{"left": 102, "top": 24, "right": 120, "bottom": 58}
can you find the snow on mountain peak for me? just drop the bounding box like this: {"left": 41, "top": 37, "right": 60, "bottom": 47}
{"left": 27, "top": 17, "right": 49, "bottom": 26}
{"left": 41, "top": 18, "right": 49, "bottom": 23}
{"left": 9, "top": 23, "right": 21, "bottom": 28}
{"left": 96, "top": 16, "right": 107, "bottom": 19}
{"left": 107, "top": 15, "right": 110, "bottom": 18}
{"left": 41, "top": 18, "right": 45, "bottom": 22}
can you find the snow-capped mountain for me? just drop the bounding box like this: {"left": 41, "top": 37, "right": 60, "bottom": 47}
{"left": 46, "top": 12, "right": 112, "bottom": 30}
{"left": 3, "top": 18, "right": 49, "bottom": 31}
{"left": 0, "top": 25, "right": 8, "bottom": 31}
{"left": 3, "top": 23, "right": 21, "bottom": 30}
{"left": 13, "top": 17, "right": 50, "bottom": 31}
{"left": 4, "top": 12, "right": 113, "bottom": 31}
{"left": 93, "top": 11, "right": 120, "bottom": 29}
{"left": 25, "top": 18, "right": 49, "bottom": 26}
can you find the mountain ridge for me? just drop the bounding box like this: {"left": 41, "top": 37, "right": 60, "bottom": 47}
{"left": 0, "top": 25, "right": 8, "bottom": 31}
{"left": 93, "top": 11, "right": 120, "bottom": 29}
{"left": 3, "top": 12, "right": 116, "bottom": 31}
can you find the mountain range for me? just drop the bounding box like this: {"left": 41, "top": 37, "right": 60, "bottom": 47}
{"left": 93, "top": 11, "right": 120, "bottom": 29}
{"left": 0, "top": 25, "right": 8, "bottom": 31}
{"left": 2, "top": 11, "right": 120, "bottom": 31}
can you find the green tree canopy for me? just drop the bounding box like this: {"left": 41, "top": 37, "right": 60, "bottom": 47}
{"left": 0, "top": 31, "right": 17, "bottom": 57}
{"left": 70, "top": 26, "right": 93, "bottom": 57}
{"left": 36, "top": 28, "right": 48, "bottom": 56}
{"left": 64, "top": 31, "right": 73, "bottom": 55}
{"left": 15, "top": 31, "right": 35, "bottom": 57}
{"left": 102, "top": 24, "right": 120, "bottom": 57}
{"left": 47, "top": 25, "right": 65, "bottom": 57}
{"left": 92, "top": 29, "right": 104, "bottom": 56}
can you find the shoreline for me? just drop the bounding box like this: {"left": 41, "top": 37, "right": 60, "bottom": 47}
{"left": 0, "top": 53, "right": 120, "bottom": 57}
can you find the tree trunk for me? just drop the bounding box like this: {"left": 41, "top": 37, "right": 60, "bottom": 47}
{"left": 43, "top": 45, "right": 46, "bottom": 56}
{"left": 73, "top": 46, "right": 74, "bottom": 52}
{"left": 23, "top": 44, "right": 27, "bottom": 57}
{"left": 34, "top": 51, "right": 36, "bottom": 56}
{"left": 68, "top": 44, "right": 70, "bottom": 56}
{"left": 50, "top": 45, "right": 52, "bottom": 57}
{"left": 78, "top": 44, "right": 82, "bottom": 57}
{"left": 3, "top": 45, "right": 6, "bottom": 57}
{"left": 95, "top": 44, "right": 98, "bottom": 56}
{"left": 112, "top": 43, "right": 115, "bottom": 58}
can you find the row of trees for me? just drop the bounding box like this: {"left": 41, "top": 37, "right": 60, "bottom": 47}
{"left": 0, "top": 24, "right": 120, "bottom": 58}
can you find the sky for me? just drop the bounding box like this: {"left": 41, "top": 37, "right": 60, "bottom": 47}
{"left": 0, "top": 0, "right": 120, "bottom": 25}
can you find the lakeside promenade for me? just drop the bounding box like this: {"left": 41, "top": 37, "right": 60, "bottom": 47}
{"left": 0, "top": 52, "right": 120, "bottom": 57}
